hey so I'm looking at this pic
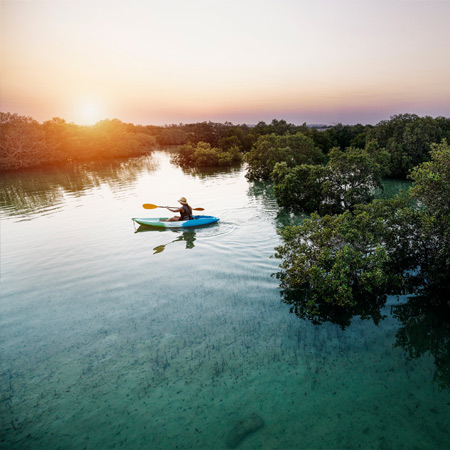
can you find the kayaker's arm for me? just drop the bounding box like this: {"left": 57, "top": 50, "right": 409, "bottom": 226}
{"left": 166, "top": 206, "right": 181, "bottom": 213}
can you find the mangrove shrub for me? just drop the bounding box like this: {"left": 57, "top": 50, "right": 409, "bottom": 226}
{"left": 274, "top": 140, "right": 450, "bottom": 310}
{"left": 0, "top": 113, "right": 157, "bottom": 171}
{"left": 244, "top": 133, "right": 323, "bottom": 181}
{"left": 172, "top": 142, "right": 242, "bottom": 168}
{"left": 273, "top": 147, "right": 387, "bottom": 214}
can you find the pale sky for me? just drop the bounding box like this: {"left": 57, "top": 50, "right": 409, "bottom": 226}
{"left": 1, "top": 0, "right": 450, "bottom": 125}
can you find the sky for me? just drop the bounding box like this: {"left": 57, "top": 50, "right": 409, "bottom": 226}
{"left": 1, "top": 0, "right": 450, "bottom": 126}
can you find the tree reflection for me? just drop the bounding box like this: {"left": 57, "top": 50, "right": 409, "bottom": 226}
{"left": 0, "top": 155, "right": 157, "bottom": 218}
{"left": 392, "top": 289, "right": 450, "bottom": 393}
{"left": 280, "top": 288, "right": 387, "bottom": 329}
{"left": 247, "top": 180, "right": 311, "bottom": 228}
{"left": 175, "top": 164, "right": 242, "bottom": 179}
{"left": 280, "top": 287, "right": 450, "bottom": 393}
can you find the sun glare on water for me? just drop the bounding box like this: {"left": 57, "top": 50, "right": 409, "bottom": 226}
{"left": 75, "top": 102, "right": 103, "bottom": 125}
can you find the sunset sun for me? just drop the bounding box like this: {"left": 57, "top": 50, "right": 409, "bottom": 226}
{"left": 75, "top": 102, "right": 103, "bottom": 125}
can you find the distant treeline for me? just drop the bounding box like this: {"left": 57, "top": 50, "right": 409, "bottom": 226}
{"left": 0, "top": 113, "right": 157, "bottom": 171}
{"left": 151, "top": 113, "right": 450, "bottom": 179}
{"left": 1, "top": 112, "right": 449, "bottom": 174}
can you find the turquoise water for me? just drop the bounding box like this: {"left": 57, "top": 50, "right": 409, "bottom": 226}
{"left": 1, "top": 151, "right": 449, "bottom": 449}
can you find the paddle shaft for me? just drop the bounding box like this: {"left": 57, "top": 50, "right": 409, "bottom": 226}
{"left": 143, "top": 203, "right": 204, "bottom": 211}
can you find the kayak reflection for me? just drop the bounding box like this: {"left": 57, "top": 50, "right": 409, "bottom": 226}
{"left": 152, "top": 230, "right": 196, "bottom": 254}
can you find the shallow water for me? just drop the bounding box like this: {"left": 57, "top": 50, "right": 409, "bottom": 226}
{"left": 1, "top": 151, "right": 449, "bottom": 449}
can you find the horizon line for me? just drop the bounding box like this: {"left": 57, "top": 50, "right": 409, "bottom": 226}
{"left": 3, "top": 110, "right": 448, "bottom": 128}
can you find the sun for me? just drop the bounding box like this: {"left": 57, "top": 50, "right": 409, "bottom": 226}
{"left": 75, "top": 102, "right": 103, "bottom": 125}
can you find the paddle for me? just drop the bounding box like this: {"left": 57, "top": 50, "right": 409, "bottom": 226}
{"left": 143, "top": 203, "right": 204, "bottom": 211}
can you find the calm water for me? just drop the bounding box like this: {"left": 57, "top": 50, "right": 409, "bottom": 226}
{"left": 1, "top": 151, "right": 449, "bottom": 450}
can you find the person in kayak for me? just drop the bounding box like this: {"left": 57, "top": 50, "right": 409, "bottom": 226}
{"left": 165, "top": 197, "right": 194, "bottom": 222}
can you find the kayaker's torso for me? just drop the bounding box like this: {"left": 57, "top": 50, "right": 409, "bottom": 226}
{"left": 180, "top": 204, "right": 193, "bottom": 221}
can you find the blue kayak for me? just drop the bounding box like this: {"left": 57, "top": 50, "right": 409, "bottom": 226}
{"left": 132, "top": 215, "right": 219, "bottom": 229}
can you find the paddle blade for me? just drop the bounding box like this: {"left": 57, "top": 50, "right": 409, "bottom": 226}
{"left": 193, "top": 207, "right": 204, "bottom": 211}
{"left": 153, "top": 245, "right": 166, "bottom": 254}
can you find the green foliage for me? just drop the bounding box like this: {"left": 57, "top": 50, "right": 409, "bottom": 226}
{"left": 0, "top": 113, "right": 157, "bottom": 171}
{"left": 307, "top": 127, "right": 335, "bottom": 154}
{"left": 326, "top": 147, "right": 387, "bottom": 210}
{"left": 153, "top": 121, "right": 256, "bottom": 152}
{"left": 273, "top": 147, "right": 387, "bottom": 214}
{"left": 218, "top": 135, "right": 242, "bottom": 151}
{"left": 274, "top": 192, "right": 436, "bottom": 312}
{"left": 366, "top": 114, "right": 450, "bottom": 178}
{"left": 184, "top": 121, "right": 222, "bottom": 146}
{"left": 252, "top": 119, "right": 302, "bottom": 136}
{"left": 244, "top": 132, "right": 323, "bottom": 181}
{"left": 274, "top": 208, "right": 398, "bottom": 309}
{"left": 3, "top": 111, "right": 449, "bottom": 176}
{"left": 321, "top": 123, "right": 373, "bottom": 153}
{"left": 172, "top": 142, "right": 242, "bottom": 168}
{"left": 409, "top": 140, "right": 450, "bottom": 217}
{"left": 272, "top": 162, "right": 328, "bottom": 213}
{"left": 408, "top": 140, "right": 450, "bottom": 287}
{"left": 157, "top": 125, "right": 188, "bottom": 145}
{"left": 291, "top": 115, "right": 449, "bottom": 176}
{"left": 0, "top": 113, "right": 61, "bottom": 170}
{"left": 274, "top": 141, "right": 450, "bottom": 312}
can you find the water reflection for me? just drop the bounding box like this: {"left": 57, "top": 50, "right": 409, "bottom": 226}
{"left": 280, "top": 288, "right": 388, "bottom": 329}
{"left": 248, "top": 180, "right": 307, "bottom": 227}
{"left": 281, "top": 287, "right": 450, "bottom": 393}
{"left": 247, "top": 179, "right": 274, "bottom": 205}
{"left": 153, "top": 231, "right": 196, "bottom": 255}
{"left": 0, "top": 155, "right": 157, "bottom": 219}
{"left": 134, "top": 226, "right": 197, "bottom": 254}
{"left": 392, "top": 290, "right": 450, "bottom": 394}
{"left": 153, "top": 231, "right": 196, "bottom": 254}
{"left": 248, "top": 178, "right": 412, "bottom": 228}
{"left": 378, "top": 178, "right": 412, "bottom": 199}
{"left": 171, "top": 159, "right": 243, "bottom": 179}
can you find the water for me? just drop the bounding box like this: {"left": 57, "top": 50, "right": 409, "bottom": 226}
{"left": 1, "top": 151, "right": 449, "bottom": 450}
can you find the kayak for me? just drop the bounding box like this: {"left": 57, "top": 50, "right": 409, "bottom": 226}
{"left": 132, "top": 215, "right": 220, "bottom": 229}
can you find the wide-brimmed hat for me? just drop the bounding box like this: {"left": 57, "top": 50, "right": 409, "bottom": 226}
{"left": 178, "top": 197, "right": 188, "bottom": 205}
